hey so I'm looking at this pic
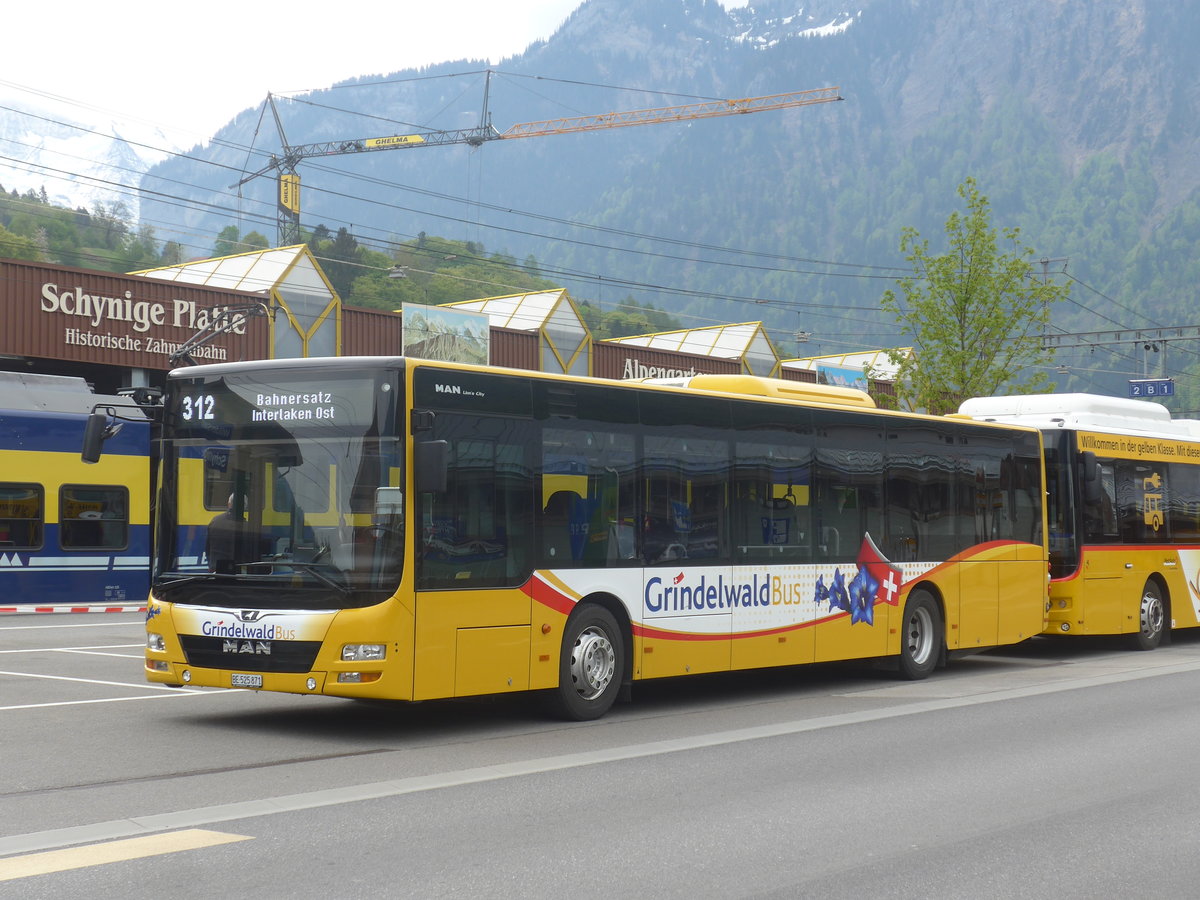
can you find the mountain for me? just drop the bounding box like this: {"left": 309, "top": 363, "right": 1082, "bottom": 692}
{"left": 0, "top": 99, "right": 177, "bottom": 218}
{"left": 138, "top": 0, "right": 1200, "bottom": 398}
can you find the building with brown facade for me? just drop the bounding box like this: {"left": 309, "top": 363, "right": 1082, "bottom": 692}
{"left": 1, "top": 250, "right": 897, "bottom": 401}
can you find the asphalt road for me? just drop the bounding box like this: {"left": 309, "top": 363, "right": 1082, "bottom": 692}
{"left": 4, "top": 612, "right": 1200, "bottom": 898}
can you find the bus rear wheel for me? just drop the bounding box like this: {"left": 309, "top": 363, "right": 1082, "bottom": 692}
{"left": 898, "top": 591, "right": 941, "bottom": 680}
{"left": 550, "top": 605, "right": 623, "bottom": 721}
{"left": 1129, "top": 581, "right": 1166, "bottom": 651}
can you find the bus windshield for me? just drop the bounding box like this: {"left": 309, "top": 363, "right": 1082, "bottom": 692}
{"left": 153, "top": 365, "right": 403, "bottom": 609}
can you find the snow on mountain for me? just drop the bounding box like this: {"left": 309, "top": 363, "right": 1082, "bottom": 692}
{"left": 0, "top": 97, "right": 179, "bottom": 218}
{"left": 726, "top": 4, "right": 860, "bottom": 47}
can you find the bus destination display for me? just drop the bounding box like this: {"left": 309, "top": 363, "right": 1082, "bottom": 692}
{"left": 174, "top": 375, "right": 386, "bottom": 436}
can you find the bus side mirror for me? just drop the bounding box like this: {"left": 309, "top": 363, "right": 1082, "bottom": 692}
{"left": 1080, "top": 451, "right": 1101, "bottom": 504}
{"left": 414, "top": 440, "right": 449, "bottom": 494}
{"left": 81, "top": 412, "right": 114, "bottom": 464}
{"left": 1081, "top": 451, "right": 1098, "bottom": 482}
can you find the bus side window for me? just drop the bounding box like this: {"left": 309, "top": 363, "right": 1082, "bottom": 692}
{"left": 1082, "top": 462, "right": 1118, "bottom": 541}
{"left": 812, "top": 414, "right": 883, "bottom": 564}
{"left": 417, "top": 416, "right": 535, "bottom": 589}
{"left": 541, "top": 427, "right": 638, "bottom": 568}
{"left": 643, "top": 435, "right": 728, "bottom": 564}
{"left": 1169, "top": 462, "right": 1200, "bottom": 541}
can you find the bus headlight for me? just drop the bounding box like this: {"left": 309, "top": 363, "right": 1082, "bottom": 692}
{"left": 147, "top": 633, "right": 165, "bottom": 652}
{"left": 342, "top": 643, "right": 386, "bottom": 661}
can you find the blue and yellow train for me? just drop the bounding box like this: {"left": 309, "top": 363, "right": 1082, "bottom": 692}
{"left": 0, "top": 373, "right": 150, "bottom": 608}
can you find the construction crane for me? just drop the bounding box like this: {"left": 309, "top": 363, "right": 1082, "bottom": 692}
{"left": 233, "top": 74, "right": 843, "bottom": 246}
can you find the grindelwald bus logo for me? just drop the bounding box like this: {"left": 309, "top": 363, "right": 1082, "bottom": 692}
{"left": 643, "top": 533, "right": 904, "bottom": 624}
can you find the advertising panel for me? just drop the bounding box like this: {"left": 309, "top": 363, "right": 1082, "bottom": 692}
{"left": 0, "top": 260, "right": 268, "bottom": 370}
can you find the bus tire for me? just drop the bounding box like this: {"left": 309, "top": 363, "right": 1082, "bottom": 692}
{"left": 550, "top": 605, "right": 623, "bottom": 721}
{"left": 1129, "top": 581, "right": 1166, "bottom": 651}
{"left": 897, "top": 590, "right": 941, "bottom": 680}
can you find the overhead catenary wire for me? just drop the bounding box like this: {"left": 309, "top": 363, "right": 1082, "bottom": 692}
{"left": 0, "top": 72, "right": 1191, "bottom": 389}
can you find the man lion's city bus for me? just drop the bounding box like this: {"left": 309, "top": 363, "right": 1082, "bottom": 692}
{"left": 131, "top": 356, "right": 1049, "bottom": 719}
{"left": 961, "top": 392, "right": 1200, "bottom": 650}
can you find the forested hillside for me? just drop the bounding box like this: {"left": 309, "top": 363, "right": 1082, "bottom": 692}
{"left": 0, "top": 189, "right": 680, "bottom": 340}
{"left": 122, "top": 0, "right": 1200, "bottom": 403}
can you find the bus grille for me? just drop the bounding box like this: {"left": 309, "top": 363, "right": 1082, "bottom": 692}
{"left": 179, "top": 635, "right": 322, "bottom": 672}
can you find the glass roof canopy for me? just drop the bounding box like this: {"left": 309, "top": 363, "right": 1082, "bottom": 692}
{"left": 607, "top": 322, "right": 780, "bottom": 377}
{"left": 444, "top": 288, "right": 590, "bottom": 376}
{"left": 133, "top": 245, "right": 340, "bottom": 359}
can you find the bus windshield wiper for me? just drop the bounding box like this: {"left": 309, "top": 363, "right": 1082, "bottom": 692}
{"left": 155, "top": 573, "right": 217, "bottom": 589}
{"left": 240, "top": 561, "right": 352, "bottom": 595}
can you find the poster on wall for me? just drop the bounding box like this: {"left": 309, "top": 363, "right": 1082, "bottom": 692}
{"left": 817, "top": 364, "right": 869, "bottom": 391}
{"left": 402, "top": 304, "right": 490, "bottom": 365}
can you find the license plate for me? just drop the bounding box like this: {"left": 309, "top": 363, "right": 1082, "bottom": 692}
{"left": 231, "top": 673, "right": 263, "bottom": 688}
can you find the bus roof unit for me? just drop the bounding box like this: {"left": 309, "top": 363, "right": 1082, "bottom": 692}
{"left": 643, "top": 373, "right": 877, "bottom": 408}
{"left": 958, "top": 392, "right": 1194, "bottom": 436}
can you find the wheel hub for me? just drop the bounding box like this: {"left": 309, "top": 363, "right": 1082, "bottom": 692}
{"left": 906, "top": 607, "right": 934, "bottom": 666}
{"left": 1140, "top": 592, "right": 1164, "bottom": 637}
{"left": 571, "top": 626, "right": 615, "bottom": 700}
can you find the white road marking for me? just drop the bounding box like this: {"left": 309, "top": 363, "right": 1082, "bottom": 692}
{"left": 0, "top": 621, "right": 145, "bottom": 631}
{"left": 0, "top": 692, "right": 242, "bottom": 711}
{"left": 0, "top": 669, "right": 189, "bottom": 692}
{"left": 6, "top": 653, "right": 1200, "bottom": 858}
{"left": 0, "top": 644, "right": 142, "bottom": 654}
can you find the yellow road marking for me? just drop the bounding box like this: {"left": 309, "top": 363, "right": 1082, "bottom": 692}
{"left": 0, "top": 829, "right": 252, "bottom": 882}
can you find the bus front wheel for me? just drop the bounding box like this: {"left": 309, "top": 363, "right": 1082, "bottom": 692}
{"left": 1130, "top": 581, "right": 1166, "bottom": 651}
{"left": 550, "top": 605, "right": 623, "bottom": 721}
{"left": 898, "top": 591, "right": 941, "bottom": 680}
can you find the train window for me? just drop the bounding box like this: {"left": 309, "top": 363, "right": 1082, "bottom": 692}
{"left": 60, "top": 485, "right": 129, "bottom": 550}
{"left": 0, "top": 483, "right": 43, "bottom": 550}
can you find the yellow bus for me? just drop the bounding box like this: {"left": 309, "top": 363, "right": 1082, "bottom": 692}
{"left": 134, "top": 357, "right": 1048, "bottom": 719}
{"left": 961, "top": 392, "right": 1200, "bottom": 650}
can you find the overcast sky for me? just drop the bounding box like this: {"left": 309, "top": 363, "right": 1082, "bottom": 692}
{"left": 1, "top": 0, "right": 592, "bottom": 143}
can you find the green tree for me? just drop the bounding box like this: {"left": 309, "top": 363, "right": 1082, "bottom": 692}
{"left": 121, "top": 223, "right": 161, "bottom": 272}
{"left": 159, "top": 241, "right": 186, "bottom": 265}
{"left": 880, "top": 178, "right": 1067, "bottom": 415}
{"left": 317, "top": 227, "right": 360, "bottom": 298}
{"left": 0, "top": 222, "right": 42, "bottom": 260}
{"left": 242, "top": 230, "right": 270, "bottom": 251}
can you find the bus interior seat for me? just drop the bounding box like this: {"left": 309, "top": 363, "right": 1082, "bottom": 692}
{"left": 819, "top": 526, "right": 840, "bottom": 558}
{"left": 543, "top": 490, "right": 576, "bottom": 562}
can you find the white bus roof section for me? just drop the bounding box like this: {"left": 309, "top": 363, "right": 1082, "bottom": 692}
{"left": 959, "top": 392, "right": 1200, "bottom": 438}
{"left": 445, "top": 289, "right": 590, "bottom": 376}
{"left": 607, "top": 322, "right": 780, "bottom": 377}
